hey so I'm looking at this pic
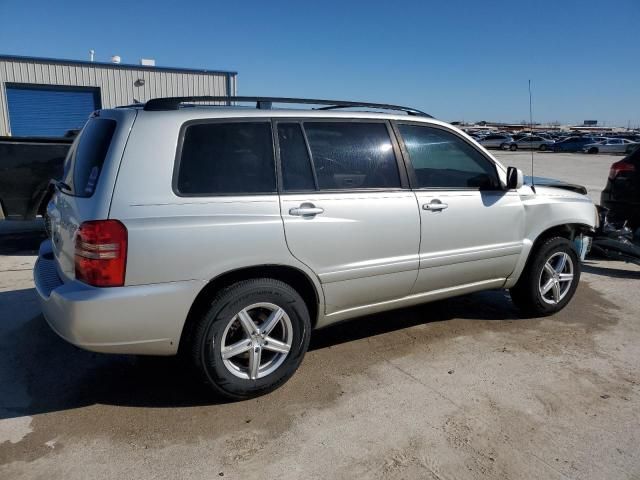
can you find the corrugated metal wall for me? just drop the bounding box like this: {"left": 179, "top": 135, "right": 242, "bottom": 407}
{"left": 0, "top": 56, "right": 238, "bottom": 136}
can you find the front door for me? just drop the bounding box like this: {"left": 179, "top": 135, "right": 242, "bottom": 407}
{"left": 276, "top": 120, "right": 421, "bottom": 315}
{"left": 395, "top": 122, "right": 525, "bottom": 294}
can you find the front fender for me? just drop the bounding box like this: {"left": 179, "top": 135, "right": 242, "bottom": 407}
{"left": 504, "top": 189, "right": 596, "bottom": 288}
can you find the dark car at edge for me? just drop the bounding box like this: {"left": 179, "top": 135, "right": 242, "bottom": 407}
{"left": 600, "top": 147, "right": 640, "bottom": 228}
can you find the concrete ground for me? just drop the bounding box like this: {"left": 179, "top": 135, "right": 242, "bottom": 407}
{"left": 495, "top": 149, "right": 617, "bottom": 202}
{"left": 1, "top": 152, "right": 639, "bottom": 479}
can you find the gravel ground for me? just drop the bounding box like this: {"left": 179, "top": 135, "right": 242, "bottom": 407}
{"left": 1, "top": 152, "right": 639, "bottom": 479}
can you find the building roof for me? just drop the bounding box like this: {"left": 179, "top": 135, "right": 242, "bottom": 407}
{"left": 0, "top": 54, "right": 237, "bottom": 76}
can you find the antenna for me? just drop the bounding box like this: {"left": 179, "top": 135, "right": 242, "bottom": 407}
{"left": 529, "top": 80, "right": 536, "bottom": 193}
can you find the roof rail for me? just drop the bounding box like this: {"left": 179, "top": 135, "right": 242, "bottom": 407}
{"left": 142, "top": 96, "right": 432, "bottom": 117}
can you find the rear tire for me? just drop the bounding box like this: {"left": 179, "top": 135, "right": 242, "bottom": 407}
{"left": 510, "top": 144, "right": 518, "bottom": 151}
{"left": 510, "top": 237, "right": 580, "bottom": 316}
{"left": 190, "top": 278, "right": 311, "bottom": 399}
{"left": 539, "top": 144, "right": 547, "bottom": 151}
{"left": 588, "top": 147, "right": 598, "bottom": 154}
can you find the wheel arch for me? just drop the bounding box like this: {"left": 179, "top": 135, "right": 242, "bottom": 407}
{"left": 531, "top": 222, "right": 592, "bottom": 247}
{"left": 178, "top": 264, "right": 322, "bottom": 355}
{"left": 505, "top": 222, "right": 593, "bottom": 289}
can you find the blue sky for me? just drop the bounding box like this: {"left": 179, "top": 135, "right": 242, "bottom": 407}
{"left": 1, "top": 0, "right": 638, "bottom": 126}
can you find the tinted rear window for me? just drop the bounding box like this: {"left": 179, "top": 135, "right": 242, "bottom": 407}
{"left": 176, "top": 122, "right": 276, "bottom": 195}
{"left": 62, "top": 118, "right": 116, "bottom": 197}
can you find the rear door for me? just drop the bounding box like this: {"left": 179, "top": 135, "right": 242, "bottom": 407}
{"left": 394, "top": 122, "right": 524, "bottom": 294}
{"left": 47, "top": 110, "right": 136, "bottom": 280}
{"left": 276, "top": 119, "right": 420, "bottom": 314}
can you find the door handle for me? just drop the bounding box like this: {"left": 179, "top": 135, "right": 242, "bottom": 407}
{"left": 423, "top": 200, "right": 448, "bottom": 211}
{"left": 289, "top": 203, "right": 324, "bottom": 216}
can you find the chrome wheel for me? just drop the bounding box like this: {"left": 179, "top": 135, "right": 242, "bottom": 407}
{"left": 219, "top": 302, "right": 293, "bottom": 380}
{"left": 538, "top": 252, "right": 574, "bottom": 305}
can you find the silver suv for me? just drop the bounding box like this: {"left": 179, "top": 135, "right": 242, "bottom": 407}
{"left": 34, "top": 96, "right": 597, "bottom": 399}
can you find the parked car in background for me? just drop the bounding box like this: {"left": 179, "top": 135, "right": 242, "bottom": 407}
{"left": 478, "top": 133, "right": 513, "bottom": 149}
{"left": 34, "top": 96, "right": 597, "bottom": 399}
{"left": 583, "top": 138, "right": 638, "bottom": 154}
{"left": 507, "top": 136, "right": 555, "bottom": 151}
{"left": 601, "top": 147, "right": 640, "bottom": 228}
{"left": 552, "top": 136, "right": 599, "bottom": 152}
{"left": 0, "top": 136, "right": 71, "bottom": 220}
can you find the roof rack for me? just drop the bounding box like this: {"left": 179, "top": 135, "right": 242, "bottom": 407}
{"left": 142, "top": 96, "right": 432, "bottom": 117}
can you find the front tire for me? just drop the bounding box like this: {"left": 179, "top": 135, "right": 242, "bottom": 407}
{"left": 510, "top": 144, "right": 518, "bottom": 151}
{"left": 588, "top": 147, "right": 598, "bottom": 154}
{"left": 539, "top": 144, "right": 547, "bottom": 151}
{"left": 190, "top": 278, "right": 311, "bottom": 399}
{"left": 510, "top": 237, "right": 580, "bottom": 316}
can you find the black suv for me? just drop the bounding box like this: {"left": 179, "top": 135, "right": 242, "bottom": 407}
{"left": 601, "top": 147, "right": 640, "bottom": 227}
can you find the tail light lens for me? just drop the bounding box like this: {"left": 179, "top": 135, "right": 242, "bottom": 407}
{"left": 609, "top": 160, "right": 635, "bottom": 180}
{"left": 75, "top": 220, "right": 127, "bottom": 287}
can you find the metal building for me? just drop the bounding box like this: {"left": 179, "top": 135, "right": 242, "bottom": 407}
{"left": 0, "top": 54, "right": 237, "bottom": 137}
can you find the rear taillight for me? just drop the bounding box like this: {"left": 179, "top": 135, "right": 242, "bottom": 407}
{"left": 609, "top": 160, "right": 635, "bottom": 180}
{"left": 75, "top": 220, "right": 127, "bottom": 287}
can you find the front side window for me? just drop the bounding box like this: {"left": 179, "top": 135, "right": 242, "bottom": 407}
{"left": 176, "top": 122, "right": 276, "bottom": 195}
{"left": 303, "top": 122, "right": 400, "bottom": 190}
{"left": 398, "top": 124, "right": 500, "bottom": 190}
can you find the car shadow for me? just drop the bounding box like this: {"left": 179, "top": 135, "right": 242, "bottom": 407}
{"left": 582, "top": 262, "right": 640, "bottom": 279}
{"left": 309, "top": 289, "right": 522, "bottom": 351}
{"left": 0, "top": 287, "right": 529, "bottom": 419}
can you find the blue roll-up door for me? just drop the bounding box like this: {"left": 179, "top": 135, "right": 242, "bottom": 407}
{"left": 6, "top": 84, "right": 101, "bottom": 137}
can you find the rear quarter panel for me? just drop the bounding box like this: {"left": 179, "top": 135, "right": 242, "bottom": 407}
{"left": 48, "top": 109, "right": 137, "bottom": 280}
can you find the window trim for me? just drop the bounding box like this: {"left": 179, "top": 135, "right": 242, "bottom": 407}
{"left": 273, "top": 117, "right": 410, "bottom": 195}
{"left": 392, "top": 120, "right": 505, "bottom": 192}
{"left": 272, "top": 120, "right": 319, "bottom": 193}
{"left": 172, "top": 117, "right": 278, "bottom": 198}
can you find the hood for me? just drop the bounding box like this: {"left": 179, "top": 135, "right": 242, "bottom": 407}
{"left": 524, "top": 176, "right": 588, "bottom": 195}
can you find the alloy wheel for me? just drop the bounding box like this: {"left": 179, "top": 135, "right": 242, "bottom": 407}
{"left": 538, "top": 252, "right": 574, "bottom": 305}
{"left": 218, "top": 302, "right": 293, "bottom": 380}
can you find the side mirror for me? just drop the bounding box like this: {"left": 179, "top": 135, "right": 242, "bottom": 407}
{"left": 506, "top": 166, "right": 524, "bottom": 189}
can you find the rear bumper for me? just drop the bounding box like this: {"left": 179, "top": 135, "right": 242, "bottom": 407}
{"left": 34, "top": 240, "right": 204, "bottom": 355}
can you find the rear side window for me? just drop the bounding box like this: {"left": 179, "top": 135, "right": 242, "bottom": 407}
{"left": 398, "top": 124, "right": 500, "bottom": 190}
{"left": 278, "top": 123, "right": 316, "bottom": 191}
{"left": 176, "top": 122, "right": 276, "bottom": 195}
{"left": 303, "top": 122, "right": 400, "bottom": 190}
{"left": 62, "top": 118, "right": 116, "bottom": 197}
